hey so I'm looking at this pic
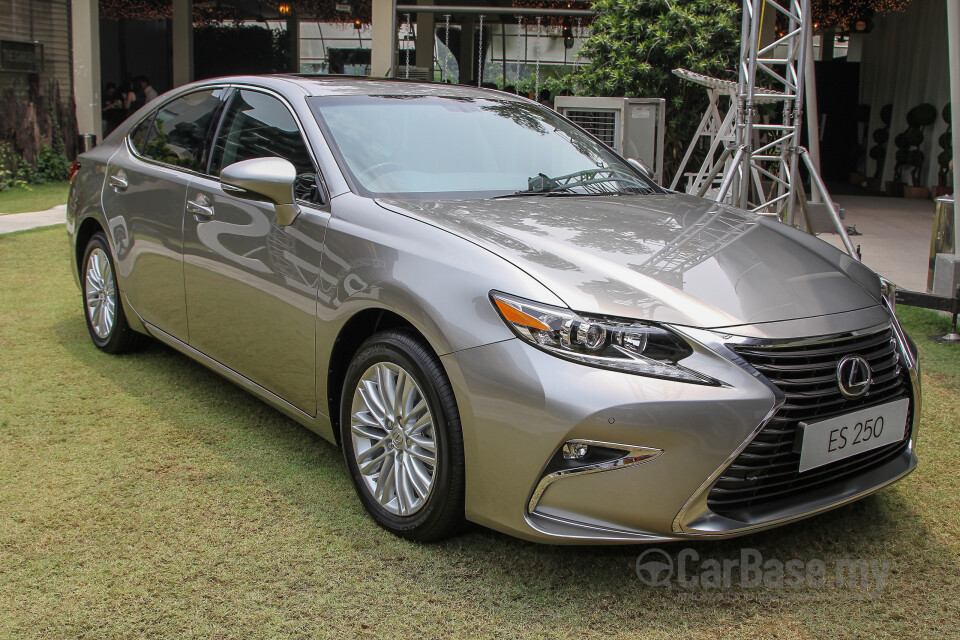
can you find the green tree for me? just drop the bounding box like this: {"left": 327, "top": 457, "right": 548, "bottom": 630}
{"left": 571, "top": 0, "right": 741, "bottom": 182}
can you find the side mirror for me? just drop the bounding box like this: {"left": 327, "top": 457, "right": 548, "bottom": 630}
{"left": 627, "top": 157, "right": 655, "bottom": 181}
{"left": 220, "top": 157, "right": 300, "bottom": 226}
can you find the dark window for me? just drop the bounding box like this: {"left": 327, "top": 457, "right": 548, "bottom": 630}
{"left": 139, "top": 89, "right": 222, "bottom": 171}
{"left": 210, "top": 90, "right": 316, "bottom": 181}
{"left": 128, "top": 116, "right": 151, "bottom": 153}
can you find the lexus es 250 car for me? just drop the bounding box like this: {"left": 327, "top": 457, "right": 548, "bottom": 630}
{"left": 66, "top": 76, "right": 919, "bottom": 544}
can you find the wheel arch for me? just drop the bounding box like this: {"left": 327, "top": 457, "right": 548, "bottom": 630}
{"left": 325, "top": 307, "right": 424, "bottom": 447}
{"left": 74, "top": 216, "right": 106, "bottom": 279}
{"left": 74, "top": 214, "right": 147, "bottom": 335}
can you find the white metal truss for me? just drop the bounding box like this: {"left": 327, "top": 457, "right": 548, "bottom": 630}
{"left": 674, "top": 0, "right": 856, "bottom": 257}
{"left": 669, "top": 70, "right": 738, "bottom": 196}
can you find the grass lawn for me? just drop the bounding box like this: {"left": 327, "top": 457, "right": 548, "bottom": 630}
{"left": 0, "top": 181, "right": 70, "bottom": 214}
{"left": 1, "top": 226, "right": 958, "bottom": 639}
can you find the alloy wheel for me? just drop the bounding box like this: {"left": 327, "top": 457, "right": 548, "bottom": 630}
{"left": 84, "top": 247, "right": 116, "bottom": 339}
{"left": 350, "top": 362, "right": 438, "bottom": 516}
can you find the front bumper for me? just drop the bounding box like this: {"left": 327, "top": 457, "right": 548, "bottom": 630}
{"left": 441, "top": 308, "right": 919, "bottom": 544}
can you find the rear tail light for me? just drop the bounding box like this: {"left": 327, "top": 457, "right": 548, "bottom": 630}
{"left": 69, "top": 160, "right": 81, "bottom": 183}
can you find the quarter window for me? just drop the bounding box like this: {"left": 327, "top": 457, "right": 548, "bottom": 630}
{"left": 139, "top": 89, "right": 223, "bottom": 171}
{"left": 128, "top": 116, "right": 151, "bottom": 153}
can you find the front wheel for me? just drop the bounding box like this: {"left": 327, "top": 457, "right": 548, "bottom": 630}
{"left": 340, "top": 329, "right": 465, "bottom": 541}
{"left": 81, "top": 231, "right": 141, "bottom": 354}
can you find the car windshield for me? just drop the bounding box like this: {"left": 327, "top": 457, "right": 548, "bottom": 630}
{"left": 308, "top": 95, "right": 658, "bottom": 199}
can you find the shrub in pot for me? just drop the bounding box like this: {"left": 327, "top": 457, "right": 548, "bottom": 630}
{"left": 893, "top": 103, "right": 937, "bottom": 198}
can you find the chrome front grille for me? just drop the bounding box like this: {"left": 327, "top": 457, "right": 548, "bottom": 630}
{"left": 707, "top": 327, "right": 912, "bottom": 519}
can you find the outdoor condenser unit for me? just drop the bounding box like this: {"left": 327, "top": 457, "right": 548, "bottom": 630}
{"left": 554, "top": 96, "right": 666, "bottom": 186}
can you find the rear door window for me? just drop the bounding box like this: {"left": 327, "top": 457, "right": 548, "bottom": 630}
{"left": 139, "top": 89, "right": 223, "bottom": 172}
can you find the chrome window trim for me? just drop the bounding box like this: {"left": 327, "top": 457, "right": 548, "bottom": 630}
{"left": 123, "top": 83, "right": 331, "bottom": 206}
{"left": 669, "top": 319, "right": 915, "bottom": 535}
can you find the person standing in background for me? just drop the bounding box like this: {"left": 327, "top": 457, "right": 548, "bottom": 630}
{"left": 102, "top": 83, "right": 125, "bottom": 135}
{"left": 137, "top": 76, "right": 158, "bottom": 103}
{"left": 120, "top": 81, "right": 137, "bottom": 116}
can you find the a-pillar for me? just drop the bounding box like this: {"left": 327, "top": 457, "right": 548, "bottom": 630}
{"left": 172, "top": 0, "right": 194, "bottom": 87}
{"left": 371, "top": 0, "right": 397, "bottom": 77}
{"left": 415, "top": 0, "right": 435, "bottom": 76}
{"left": 71, "top": 0, "right": 101, "bottom": 142}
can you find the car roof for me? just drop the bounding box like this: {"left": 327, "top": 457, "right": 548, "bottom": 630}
{"left": 189, "top": 74, "right": 528, "bottom": 101}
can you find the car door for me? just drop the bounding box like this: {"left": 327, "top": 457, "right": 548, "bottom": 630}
{"left": 183, "top": 88, "right": 330, "bottom": 415}
{"left": 101, "top": 88, "right": 225, "bottom": 342}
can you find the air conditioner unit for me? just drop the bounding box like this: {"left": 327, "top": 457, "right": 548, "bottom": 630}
{"left": 554, "top": 96, "right": 666, "bottom": 186}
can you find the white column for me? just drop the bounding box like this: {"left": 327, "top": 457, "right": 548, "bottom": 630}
{"left": 371, "top": 0, "right": 397, "bottom": 77}
{"left": 71, "top": 0, "right": 102, "bottom": 141}
{"left": 415, "top": 0, "right": 435, "bottom": 75}
{"left": 948, "top": 0, "right": 960, "bottom": 256}
{"left": 172, "top": 0, "right": 194, "bottom": 87}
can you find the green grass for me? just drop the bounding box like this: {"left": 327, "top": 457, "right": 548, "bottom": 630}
{"left": 1, "top": 226, "right": 958, "bottom": 639}
{"left": 0, "top": 181, "right": 70, "bottom": 214}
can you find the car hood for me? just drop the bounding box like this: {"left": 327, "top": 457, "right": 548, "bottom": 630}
{"left": 376, "top": 193, "right": 882, "bottom": 328}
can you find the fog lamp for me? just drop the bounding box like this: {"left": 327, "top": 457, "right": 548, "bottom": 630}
{"left": 562, "top": 442, "right": 589, "bottom": 459}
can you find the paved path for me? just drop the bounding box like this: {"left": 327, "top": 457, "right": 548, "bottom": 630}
{"left": 0, "top": 204, "right": 66, "bottom": 234}
{"left": 0, "top": 196, "right": 944, "bottom": 293}
{"left": 820, "top": 195, "right": 937, "bottom": 292}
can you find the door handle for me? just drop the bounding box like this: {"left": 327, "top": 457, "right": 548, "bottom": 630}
{"left": 109, "top": 171, "right": 128, "bottom": 192}
{"left": 186, "top": 198, "right": 215, "bottom": 219}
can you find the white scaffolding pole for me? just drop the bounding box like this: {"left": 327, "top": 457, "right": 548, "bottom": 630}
{"left": 727, "top": 0, "right": 855, "bottom": 256}
{"left": 948, "top": 0, "right": 960, "bottom": 257}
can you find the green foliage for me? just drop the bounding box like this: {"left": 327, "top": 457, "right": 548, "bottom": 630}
{"left": 0, "top": 143, "right": 29, "bottom": 192}
{"left": 35, "top": 145, "right": 70, "bottom": 183}
{"left": 906, "top": 103, "right": 937, "bottom": 129}
{"left": 894, "top": 103, "right": 937, "bottom": 187}
{"left": 569, "top": 0, "right": 741, "bottom": 180}
{"left": 2, "top": 104, "right": 71, "bottom": 190}
{"left": 880, "top": 103, "right": 893, "bottom": 125}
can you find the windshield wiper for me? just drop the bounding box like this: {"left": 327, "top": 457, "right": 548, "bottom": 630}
{"left": 491, "top": 168, "right": 651, "bottom": 199}
{"left": 491, "top": 189, "right": 631, "bottom": 199}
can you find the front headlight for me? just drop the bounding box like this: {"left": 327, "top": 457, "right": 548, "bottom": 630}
{"left": 490, "top": 291, "right": 716, "bottom": 384}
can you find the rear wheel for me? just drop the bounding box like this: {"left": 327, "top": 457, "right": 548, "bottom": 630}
{"left": 340, "top": 329, "right": 465, "bottom": 541}
{"left": 81, "top": 231, "right": 141, "bottom": 354}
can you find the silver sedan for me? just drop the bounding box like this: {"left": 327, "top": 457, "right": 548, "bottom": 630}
{"left": 66, "top": 76, "right": 919, "bottom": 543}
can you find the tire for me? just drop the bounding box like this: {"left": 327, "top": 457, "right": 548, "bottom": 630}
{"left": 340, "top": 329, "right": 465, "bottom": 542}
{"left": 80, "top": 231, "right": 141, "bottom": 354}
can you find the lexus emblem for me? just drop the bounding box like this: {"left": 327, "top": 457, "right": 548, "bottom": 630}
{"left": 837, "top": 355, "right": 872, "bottom": 398}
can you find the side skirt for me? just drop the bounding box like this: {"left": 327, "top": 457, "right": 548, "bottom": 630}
{"left": 141, "top": 319, "right": 337, "bottom": 444}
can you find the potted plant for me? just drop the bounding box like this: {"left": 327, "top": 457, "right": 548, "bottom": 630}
{"left": 849, "top": 104, "right": 870, "bottom": 186}
{"left": 935, "top": 102, "right": 953, "bottom": 197}
{"left": 892, "top": 103, "right": 937, "bottom": 199}
{"left": 868, "top": 103, "right": 891, "bottom": 192}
